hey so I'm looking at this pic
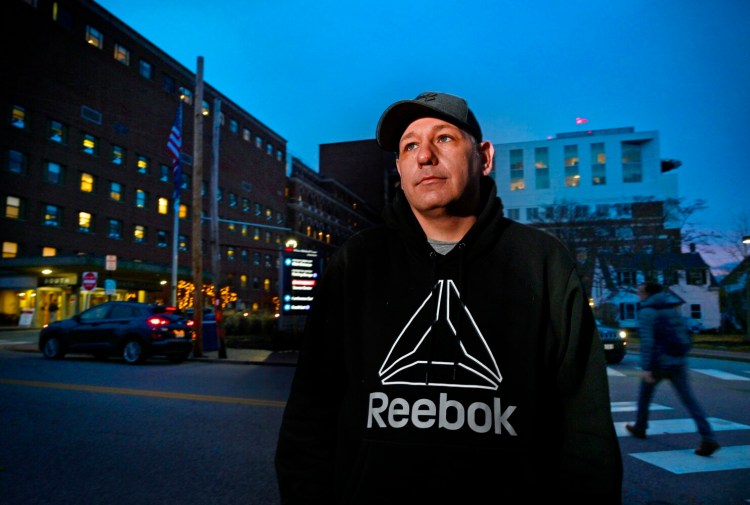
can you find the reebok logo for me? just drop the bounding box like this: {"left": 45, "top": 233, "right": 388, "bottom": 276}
{"left": 379, "top": 279, "right": 502, "bottom": 390}
{"left": 367, "top": 392, "right": 517, "bottom": 435}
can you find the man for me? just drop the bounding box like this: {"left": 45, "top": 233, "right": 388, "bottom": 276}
{"left": 625, "top": 281, "right": 719, "bottom": 456}
{"left": 275, "top": 91, "right": 623, "bottom": 503}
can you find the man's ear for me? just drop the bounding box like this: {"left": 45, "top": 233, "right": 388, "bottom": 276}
{"left": 479, "top": 141, "right": 495, "bottom": 176}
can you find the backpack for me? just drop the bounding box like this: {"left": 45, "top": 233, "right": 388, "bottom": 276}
{"left": 653, "top": 309, "right": 692, "bottom": 357}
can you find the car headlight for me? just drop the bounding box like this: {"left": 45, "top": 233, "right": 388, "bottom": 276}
{"left": 618, "top": 330, "right": 627, "bottom": 339}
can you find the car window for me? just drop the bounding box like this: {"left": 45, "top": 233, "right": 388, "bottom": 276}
{"left": 80, "top": 304, "right": 111, "bottom": 321}
{"left": 110, "top": 305, "right": 135, "bottom": 319}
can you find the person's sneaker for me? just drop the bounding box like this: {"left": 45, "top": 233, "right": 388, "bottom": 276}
{"left": 625, "top": 424, "right": 646, "bottom": 439}
{"left": 695, "top": 440, "right": 720, "bottom": 457}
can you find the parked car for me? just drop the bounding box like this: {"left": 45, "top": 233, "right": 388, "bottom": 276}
{"left": 39, "top": 301, "right": 195, "bottom": 364}
{"left": 596, "top": 319, "right": 628, "bottom": 364}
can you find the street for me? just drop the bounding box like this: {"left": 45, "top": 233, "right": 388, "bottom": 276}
{"left": 1, "top": 335, "right": 749, "bottom": 504}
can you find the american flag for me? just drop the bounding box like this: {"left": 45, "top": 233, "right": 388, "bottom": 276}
{"left": 575, "top": 117, "right": 589, "bottom": 125}
{"left": 167, "top": 103, "right": 183, "bottom": 201}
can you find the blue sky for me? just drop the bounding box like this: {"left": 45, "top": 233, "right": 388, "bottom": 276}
{"left": 96, "top": 0, "right": 750, "bottom": 259}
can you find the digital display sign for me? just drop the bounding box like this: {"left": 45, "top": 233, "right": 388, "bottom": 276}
{"left": 280, "top": 249, "right": 321, "bottom": 315}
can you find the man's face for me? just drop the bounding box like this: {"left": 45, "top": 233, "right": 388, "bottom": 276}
{"left": 395, "top": 117, "right": 494, "bottom": 218}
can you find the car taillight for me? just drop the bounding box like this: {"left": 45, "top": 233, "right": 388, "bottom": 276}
{"left": 148, "top": 317, "right": 169, "bottom": 326}
{"left": 186, "top": 320, "right": 194, "bottom": 327}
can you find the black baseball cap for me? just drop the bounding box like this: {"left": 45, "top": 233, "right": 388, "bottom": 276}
{"left": 376, "top": 91, "right": 483, "bottom": 152}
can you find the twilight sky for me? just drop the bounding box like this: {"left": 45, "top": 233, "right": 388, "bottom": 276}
{"left": 95, "top": 0, "right": 750, "bottom": 262}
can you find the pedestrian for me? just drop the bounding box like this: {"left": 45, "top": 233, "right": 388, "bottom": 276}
{"left": 626, "top": 281, "right": 719, "bottom": 456}
{"left": 275, "top": 91, "right": 623, "bottom": 503}
{"left": 48, "top": 300, "right": 59, "bottom": 323}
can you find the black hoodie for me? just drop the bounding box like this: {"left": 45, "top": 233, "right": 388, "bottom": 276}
{"left": 276, "top": 177, "right": 622, "bottom": 504}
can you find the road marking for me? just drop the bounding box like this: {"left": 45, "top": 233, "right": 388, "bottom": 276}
{"left": 0, "top": 378, "right": 286, "bottom": 408}
{"left": 693, "top": 369, "right": 750, "bottom": 381}
{"left": 631, "top": 445, "right": 750, "bottom": 474}
{"left": 611, "top": 401, "right": 672, "bottom": 413}
{"left": 615, "top": 417, "right": 750, "bottom": 437}
{"left": 607, "top": 367, "right": 626, "bottom": 377}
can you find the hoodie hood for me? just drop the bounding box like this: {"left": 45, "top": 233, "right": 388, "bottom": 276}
{"left": 640, "top": 291, "right": 683, "bottom": 310}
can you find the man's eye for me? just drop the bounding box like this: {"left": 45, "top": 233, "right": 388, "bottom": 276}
{"left": 437, "top": 135, "right": 452, "bottom": 143}
{"left": 404, "top": 143, "right": 418, "bottom": 152}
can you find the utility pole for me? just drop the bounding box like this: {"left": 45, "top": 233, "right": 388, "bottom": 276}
{"left": 210, "top": 97, "right": 227, "bottom": 359}
{"left": 191, "top": 56, "right": 204, "bottom": 357}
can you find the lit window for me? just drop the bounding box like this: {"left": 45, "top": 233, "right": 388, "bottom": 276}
{"left": 80, "top": 172, "right": 94, "bottom": 193}
{"left": 276, "top": 149, "right": 283, "bottom": 162}
{"left": 265, "top": 208, "right": 273, "bottom": 221}
{"left": 112, "top": 145, "right": 125, "bottom": 165}
{"left": 158, "top": 197, "right": 169, "bottom": 215}
{"left": 137, "top": 155, "right": 149, "bottom": 174}
{"left": 255, "top": 136, "right": 262, "bottom": 149}
{"left": 48, "top": 120, "right": 66, "bottom": 143}
{"left": 266, "top": 143, "right": 273, "bottom": 156}
{"left": 43, "top": 204, "right": 61, "bottom": 227}
{"left": 11, "top": 105, "right": 26, "bottom": 129}
{"left": 5, "top": 196, "right": 22, "bottom": 219}
{"left": 510, "top": 149, "right": 524, "bottom": 191}
{"left": 263, "top": 278, "right": 271, "bottom": 292}
{"left": 135, "top": 189, "right": 148, "bottom": 208}
{"left": 240, "top": 274, "right": 247, "bottom": 288}
{"left": 133, "top": 225, "right": 146, "bottom": 243}
{"left": 202, "top": 100, "right": 210, "bottom": 116}
{"left": 2, "top": 242, "right": 18, "bottom": 259}
{"left": 564, "top": 145, "right": 580, "bottom": 187}
{"left": 86, "top": 25, "right": 103, "bottom": 49}
{"left": 227, "top": 247, "right": 235, "bottom": 260}
{"left": 242, "top": 128, "right": 251, "bottom": 141}
{"left": 179, "top": 87, "right": 193, "bottom": 104}
{"left": 109, "top": 181, "right": 123, "bottom": 201}
{"left": 82, "top": 133, "right": 97, "bottom": 155}
{"left": 78, "top": 211, "right": 93, "bottom": 232}
{"left": 179, "top": 204, "right": 188, "bottom": 219}
{"left": 42, "top": 247, "right": 57, "bottom": 257}
{"left": 114, "top": 44, "right": 130, "bottom": 65}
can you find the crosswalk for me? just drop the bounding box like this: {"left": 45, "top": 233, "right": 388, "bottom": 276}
{"left": 608, "top": 366, "right": 750, "bottom": 475}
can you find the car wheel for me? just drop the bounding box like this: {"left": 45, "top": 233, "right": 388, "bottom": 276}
{"left": 606, "top": 354, "right": 624, "bottom": 365}
{"left": 42, "top": 336, "right": 65, "bottom": 360}
{"left": 122, "top": 339, "right": 146, "bottom": 364}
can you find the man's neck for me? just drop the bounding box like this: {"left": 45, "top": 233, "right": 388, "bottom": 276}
{"left": 414, "top": 213, "right": 477, "bottom": 242}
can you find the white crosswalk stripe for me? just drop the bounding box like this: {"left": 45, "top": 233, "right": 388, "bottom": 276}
{"left": 692, "top": 368, "right": 750, "bottom": 381}
{"left": 631, "top": 445, "right": 750, "bottom": 474}
{"left": 615, "top": 417, "right": 750, "bottom": 437}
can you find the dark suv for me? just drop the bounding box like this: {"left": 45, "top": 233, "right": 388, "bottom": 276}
{"left": 596, "top": 319, "right": 628, "bottom": 364}
{"left": 39, "top": 301, "right": 195, "bottom": 364}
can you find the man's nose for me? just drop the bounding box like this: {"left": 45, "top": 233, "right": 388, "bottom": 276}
{"left": 416, "top": 142, "right": 436, "bottom": 165}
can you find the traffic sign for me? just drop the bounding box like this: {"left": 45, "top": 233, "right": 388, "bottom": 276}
{"left": 82, "top": 271, "right": 98, "bottom": 291}
{"left": 106, "top": 255, "right": 117, "bottom": 271}
{"left": 104, "top": 278, "right": 116, "bottom": 295}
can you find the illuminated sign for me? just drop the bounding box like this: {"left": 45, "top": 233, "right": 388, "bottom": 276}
{"left": 280, "top": 249, "right": 321, "bottom": 315}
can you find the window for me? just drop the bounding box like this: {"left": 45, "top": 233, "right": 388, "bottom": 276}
{"left": 686, "top": 269, "right": 707, "bottom": 286}
{"left": 253, "top": 251, "right": 260, "bottom": 265}
{"left": 255, "top": 135, "right": 262, "bottom": 149}
{"left": 11, "top": 105, "right": 26, "bottom": 129}
{"left": 108, "top": 219, "right": 123, "bottom": 239}
{"left": 228, "top": 193, "right": 238, "bottom": 207}
{"left": 507, "top": 208, "right": 520, "bottom": 220}
{"left": 81, "top": 133, "right": 97, "bottom": 155}
{"left": 201, "top": 100, "right": 210, "bottom": 116}
{"left": 263, "top": 278, "right": 271, "bottom": 292}
{"left": 240, "top": 274, "right": 248, "bottom": 288}
{"left": 80, "top": 105, "right": 102, "bottom": 125}
{"left": 254, "top": 202, "right": 263, "bottom": 217}
{"left": 564, "top": 145, "right": 580, "bottom": 187}
{"left": 42, "top": 247, "right": 56, "bottom": 257}
{"left": 133, "top": 225, "right": 146, "bottom": 243}
{"left": 229, "top": 119, "right": 238, "bottom": 133}
{"left": 137, "top": 155, "right": 149, "bottom": 174}
{"left": 534, "top": 147, "right": 549, "bottom": 190}
{"left": 78, "top": 211, "right": 93, "bottom": 232}
{"left": 618, "top": 270, "right": 637, "bottom": 286}
{"left": 620, "top": 302, "right": 637, "bottom": 321}
{"left": 265, "top": 208, "right": 273, "bottom": 221}
{"left": 5, "top": 196, "right": 23, "bottom": 219}
{"left": 109, "top": 181, "right": 123, "bottom": 201}
{"left": 227, "top": 247, "right": 236, "bottom": 260}
{"left": 622, "top": 141, "right": 643, "bottom": 183}
{"left": 113, "top": 44, "right": 131, "bottom": 64}
{"left": 79, "top": 172, "right": 94, "bottom": 193}
{"left": 135, "top": 189, "right": 148, "bottom": 209}
{"left": 277, "top": 149, "right": 284, "bottom": 162}
{"left": 690, "top": 304, "right": 702, "bottom": 320}
{"left": 139, "top": 59, "right": 153, "bottom": 79}
{"left": 2, "top": 242, "right": 18, "bottom": 259}
{"left": 242, "top": 128, "right": 251, "bottom": 141}
{"left": 111, "top": 145, "right": 125, "bottom": 165}
{"left": 48, "top": 120, "right": 66, "bottom": 143}
{"left": 8, "top": 150, "right": 28, "bottom": 174}
{"left": 266, "top": 143, "right": 273, "bottom": 156}
{"left": 157, "top": 230, "right": 168, "bottom": 247}
{"left": 591, "top": 142, "right": 606, "bottom": 185}
{"left": 242, "top": 198, "right": 250, "bottom": 213}
{"left": 85, "top": 25, "right": 103, "bottom": 49}
{"left": 43, "top": 204, "right": 62, "bottom": 227}
{"left": 179, "top": 87, "right": 193, "bottom": 104}
{"left": 162, "top": 74, "right": 176, "bottom": 93}
{"left": 509, "top": 149, "right": 524, "bottom": 191}
{"left": 179, "top": 203, "right": 188, "bottom": 219}
{"left": 158, "top": 197, "right": 169, "bottom": 215}
{"left": 159, "top": 164, "right": 170, "bottom": 182}
{"left": 526, "top": 207, "right": 539, "bottom": 221}
{"left": 178, "top": 234, "right": 188, "bottom": 252}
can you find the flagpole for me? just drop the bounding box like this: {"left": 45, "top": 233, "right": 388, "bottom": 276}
{"left": 168, "top": 101, "right": 183, "bottom": 307}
